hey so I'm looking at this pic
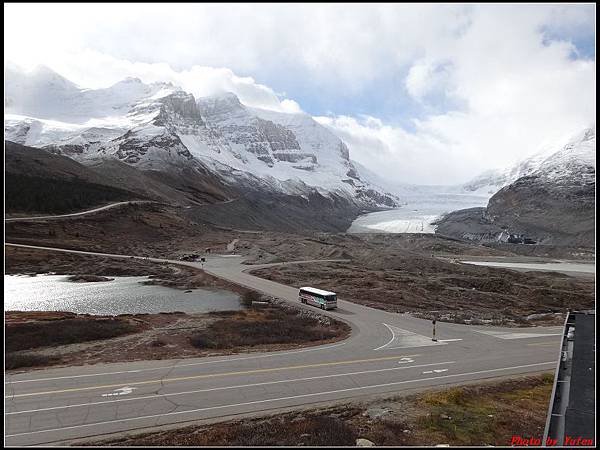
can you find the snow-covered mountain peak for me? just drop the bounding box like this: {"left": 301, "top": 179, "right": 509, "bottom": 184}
{"left": 4, "top": 68, "right": 398, "bottom": 208}
{"left": 28, "top": 65, "right": 80, "bottom": 87}
{"left": 463, "top": 126, "right": 596, "bottom": 195}
{"left": 5, "top": 66, "right": 173, "bottom": 123}
{"left": 120, "top": 76, "right": 143, "bottom": 84}
{"left": 531, "top": 126, "right": 596, "bottom": 185}
{"left": 552, "top": 126, "right": 596, "bottom": 167}
{"left": 5, "top": 65, "right": 80, "bottom": 121}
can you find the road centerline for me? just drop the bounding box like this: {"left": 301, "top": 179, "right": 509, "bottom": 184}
{"left": 6, "top": 353, "right": 421, "bottom": 399}
{"left": 5, "top": 361, "right": 556, "bottom": 440}
{"left": 6, "top": 361, "right": 456, "bottom": 415}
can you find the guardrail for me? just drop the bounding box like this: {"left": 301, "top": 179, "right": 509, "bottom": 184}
{"left": 542, "top": 312, "right": 574, "bottom": 446}
{"left": 543, "top": 310, "right": 595, "bottom": 447}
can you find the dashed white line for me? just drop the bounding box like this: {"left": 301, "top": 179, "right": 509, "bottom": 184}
{"left": 5, "top": 361, "right": 555, "bottom": 438}
{"left": 7, "top": 361, "right": 456, "bottom": 415}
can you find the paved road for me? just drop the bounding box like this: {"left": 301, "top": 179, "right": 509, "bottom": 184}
{"left": 4, "top": 201, "right": 154, "bottom": 223}
{"left": 4, "top": 244, "right": 564, "bottom": 445}
{"left": 5, "top": 197, "right": 245, "bottom": 223}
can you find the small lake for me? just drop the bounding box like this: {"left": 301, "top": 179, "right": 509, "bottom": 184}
{"left": 4, "top": 275, "right": 242, "bottom": 315}
{"left": 348, "top": 192, "right": 489, "bottom": 234}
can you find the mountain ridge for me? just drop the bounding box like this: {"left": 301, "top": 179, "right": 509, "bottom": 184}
{"left": 435, "top": 127, "right": 596, "bottom": 247}
{"left": 5, "top": 65, "right": 398, "bottom": 211}
{"left": 462, "top": 126, "right": 596, "bottom": 196}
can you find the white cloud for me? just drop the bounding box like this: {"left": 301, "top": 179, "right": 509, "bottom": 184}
{"left": 9, "top": 49, "right": 300, "bottom": 114}
{"left": 279, "top": 99, "right": 303, "bottom": 114}
{"left": 405, "top": 59, "right": 454, "bottom": 101}
{"left": 1, "top": 4, "right": 473, "bottom": 91}
{"left": 317, "top": 5, "right": 595, "bottom": 184}
{"left": 316, "top": 115, "right": 468, "bottom": 185}
{"left": 4, "top": 3, "right": 595, "bottom": 185}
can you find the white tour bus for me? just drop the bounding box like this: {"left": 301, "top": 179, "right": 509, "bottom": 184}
{"left": 299, "top": 287, "right": 337, "bottom": 310}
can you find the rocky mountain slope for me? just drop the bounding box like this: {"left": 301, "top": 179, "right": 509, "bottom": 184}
{"left": 436, "top": 127, "right": 596, "bottom": 247}
{"left": 5, "top": 141, "right": 138, "bottom": 214}
{"left": 462, "top": 154, "right": 551, "bottom": 197}
{"left": 5, "top": 65, "right": 397, "bottom": 232}
{"left": 462, "top": 128, "right": 595, "bottom": 197}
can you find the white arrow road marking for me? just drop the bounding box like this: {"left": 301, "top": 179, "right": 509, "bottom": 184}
{"left": 423, "top": 369, "right": 449, "bottom": 374}
{"left": 398, "top": 357, "right": 415, "bottom": 364}
{"left": 101, "top": 387, "right": 136, "bottom": 397}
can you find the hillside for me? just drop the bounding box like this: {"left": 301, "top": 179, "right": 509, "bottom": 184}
{"left": 436, "top": 128, "right": 596, "bottom": 247}
{"left": 5, "top": 66, "right": 397, "bottom": 230}
{"left": 5, "top": 141, "right": 139, "bottom": 214}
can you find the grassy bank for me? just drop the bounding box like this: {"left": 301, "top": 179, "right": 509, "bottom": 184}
{"left": 5, "top": 312, "right": 144, "bottom": 370}
{"left": 190, "top": 306, "right": 347, "bottom": 350}
{"left": 5, "top": 302, "right": 350, "bottom": 371}
{"left": 6, "top": 315, "right": 140, "bottom": 352}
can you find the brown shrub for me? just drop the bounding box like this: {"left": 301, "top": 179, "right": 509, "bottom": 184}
{"left": 241, "top": 290, "right": 262, "bottom": 307}
{"left": 150, "top": 339, "right": 167, "bottom": 347}
{"left": 5, "top": 352, "right": 58, "bottom": 370}
{"left": 190, "top": 307, "right": 346, "bottom": 349}
{"left": 6, "top": 318, "right": 140, "bottom": 352}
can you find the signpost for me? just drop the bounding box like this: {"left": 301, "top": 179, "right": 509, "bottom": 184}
{"left": 432, "top": 319, "right": 437, "bottom": 341}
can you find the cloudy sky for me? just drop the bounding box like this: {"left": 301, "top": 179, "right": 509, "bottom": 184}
{"left": 4, "top": 3, "right": 596, "bottom": 184}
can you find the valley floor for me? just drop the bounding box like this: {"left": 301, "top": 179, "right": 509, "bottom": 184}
{"left": 5, "top": 203, "right": 595, "bottom": 328}
{"left": 4, "top": 204, "right": 586, "bottom": 446}
{"left": 249, "top": 259, "right": 594, "bottom": 326}
{"left": 5, "top": 305, "right": 350, "bottom": 373}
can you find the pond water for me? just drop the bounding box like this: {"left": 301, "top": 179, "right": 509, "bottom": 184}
{"left": 348, "top": 192, "right": 488, "bottom": 234}
{"left": 4, "top": 275, "right": 242, "bottom": 315}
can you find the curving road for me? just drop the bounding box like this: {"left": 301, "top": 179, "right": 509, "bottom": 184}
{"left": 4, "top": 201, "right": 154, "bottom": 223}
{"left": 4, "top": 243, "right": 564, "bottom": 446}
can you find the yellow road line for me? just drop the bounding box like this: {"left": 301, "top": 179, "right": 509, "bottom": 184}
{"left": 10, "top": 354, "right": 420, "bottom": 398}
